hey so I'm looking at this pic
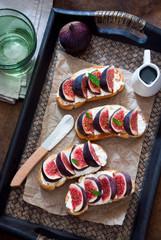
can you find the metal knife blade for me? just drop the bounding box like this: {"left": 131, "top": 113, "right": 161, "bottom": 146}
{"left": 10, "top": 115, "right": 74, "bottom": 187}
{"left": 42, "top": 114, "right": 74, "bottom": 151}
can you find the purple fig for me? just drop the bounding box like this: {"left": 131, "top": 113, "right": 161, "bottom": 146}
{"left": 69, "top": 183, "right": 88, "bottom": 212}
{"left": 87, "top": 70, "right": 101, "bottom": 94}
{"left": 100, "top": 67, "right": 109, "bottom": 92}
{"left": 113, "top": 171, "right": 132, "bottom": 198}
{"left": 123, "top": 108, "right": 138, "bottom": 135}
{"left": 42, "top": 157, "right": 62, "bottom": 182}
{"left": 98, "top": 174, "right": 117, "bottom": 202}
{"left": 70, "top": 144, "right": 88, "bottom": 171}
{"left": 83, "top": 141, "right": 101, "bottom": 167}
{"left": 56, "top": 151, "right": 75, "bottom": 177}
{"left": 59, "top": 78, "right": 75, "bottom": 102}
{"left": 106, "top": 67, "right": 115, "bottom": 92}
{"left": 72, "top": 73, "right": 87, "bottom": 98}
{"left": 93, "top": 107, "right": 110, "bottom": 133}
{"left": 77, "top": 110, "right": 94, "bottom": 136}
{"left": 59, "top": 21, "right": 92, "bottom": 53}
{"left": 84, "top": 177, "right": 102, "bottom": 203}
{"left": 100, "top": 66, "right": 114, "bottom": 92}
{"left": 109, "top": 107, "right": 125, "bottom": 133}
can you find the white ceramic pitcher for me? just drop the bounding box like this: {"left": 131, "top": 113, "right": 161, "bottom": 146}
{"left": 131, "top": 49, "right": 161, "bottom": 97}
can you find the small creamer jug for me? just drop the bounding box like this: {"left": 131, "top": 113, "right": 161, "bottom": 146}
{"left": 131, "top": 49, "right": 161, "bottom": 97}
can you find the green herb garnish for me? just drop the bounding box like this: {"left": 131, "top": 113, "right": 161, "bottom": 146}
{"left": 85, "top": 112, "right": 92, "bottom": 118}
{"left": 88, "top": 73, "right": 100, "bottom": 87}
{"left": 112, "top": 118, "right": 122, "bottom": 126}
{"left": 91, "top": 190, "right": 102, "bottom": 196}
{"left": 71, "top": 158, "right": 79, "bottom": 165}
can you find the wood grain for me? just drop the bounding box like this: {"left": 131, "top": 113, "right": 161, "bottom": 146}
{"left": 10, "top": 146, "right": 48, "bottom": 187}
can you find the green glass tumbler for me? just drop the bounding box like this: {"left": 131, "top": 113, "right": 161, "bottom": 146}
{"left": 0, "top": 8, "right": 37, "bottom": 75}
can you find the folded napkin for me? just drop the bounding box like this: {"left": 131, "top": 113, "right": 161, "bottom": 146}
{"left": 0, "top": 0, "right": 53, "bottom": 104}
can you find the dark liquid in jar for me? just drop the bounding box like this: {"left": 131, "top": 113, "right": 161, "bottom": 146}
{"left": 140, "top": 66, "right": 157, "bottom": 84}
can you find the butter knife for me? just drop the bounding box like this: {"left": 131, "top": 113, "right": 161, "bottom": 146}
{"left": 10, "top": 114, "right": 74, "bottom": 187}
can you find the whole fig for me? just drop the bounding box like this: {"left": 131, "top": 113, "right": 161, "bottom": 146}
{"left": 59, "top": 21, "right": 92, "bottom": 52}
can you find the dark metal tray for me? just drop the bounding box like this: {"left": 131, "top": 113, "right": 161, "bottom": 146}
{"left": 0, "top": 8, "right": 161, "bottom": 240}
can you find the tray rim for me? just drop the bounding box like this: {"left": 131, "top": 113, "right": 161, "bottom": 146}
{"left": 0, "top": 7, "right": 161, "bottom": 240}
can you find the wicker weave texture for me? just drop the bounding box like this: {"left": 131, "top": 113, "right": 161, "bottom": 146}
{"left": 5, "top": 35, "right": 161, "bottom": 240}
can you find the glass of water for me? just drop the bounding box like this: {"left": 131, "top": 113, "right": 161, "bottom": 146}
{"left": 0, "top": 8, "right": 37, "bottom": 75}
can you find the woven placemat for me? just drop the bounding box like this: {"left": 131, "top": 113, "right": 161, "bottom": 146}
{"left": 5, "top": 35, "right": 161, "bottom": 240}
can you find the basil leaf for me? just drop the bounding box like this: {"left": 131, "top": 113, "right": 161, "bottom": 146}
{"left": 112, "top": 118, "right": 122, "bottom": 126}
{"left": 88, "top": 73, "right": 100, "bottom": 87}
{"left": 85, "top": 112, "right": 92, "bottom": 118}
{"left": 91, "top": 190, "right": 102, "bottom": 196}
{"left": 71, "top": 159, "right": 79, "bottom": 165}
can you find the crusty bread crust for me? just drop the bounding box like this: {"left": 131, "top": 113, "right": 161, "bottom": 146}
{"left": 38, "top": 168, "right": 67, "bottom": 190}
{"left": 38, "top": 144, "right": 107, "bottom": 190}
{"left": 75, "top": 105, "right": 146, "bottom": 140}
{"left": 56, "top": 66, "right": 124, "bottom": 110}
{"left": 65, "top": 169, "right": 135, "bottom": 215}
{"left": 38, "top": 169, "right": 56, "bottom": 190}
{"left": 65, "top": 194, "right": 89, "bottom": 216}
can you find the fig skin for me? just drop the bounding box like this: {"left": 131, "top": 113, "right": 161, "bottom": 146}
{"left": 121, "top": 171, "right": 132, "bottom": 196}
{"left": 59, "top": 21, "right": 92, "bottom": 53}
{"left": 59, "top": 78, "right": 75, "bottom": 102}
{"left": 109, "top": 176, "right": 117, "bottom": 199}
{"left": 42, "top": 166, "right": 60, "bottom": 183}
{"left": 42, "top": 158, "right": 62, "bottom": 182}
{"left": 69, "top": 183, "right": 88, "bottom": 212}
{"left": 98, "top": 174, "right": 117, "bottom": 202}
{"left": 87, "top": 70, "right": 101, "bottom": 94}
{"left": 70, "top": 145, "right": 88, "bottom": 171}
{"left": 83, "top": 141, "right": 100, "bottom": 167}
{"left": 78, "top": 184, "right": 88, "bottom": 211}
{"left": 77, "top": 111, "right": 87, "bottom": 136}
{"left": 109, "top": 107, "right": 125, "bottom": 133}
{"left": 93, "top": 108, "right": 104, "bottom": 133}
{"left": 77, "top": 110, "right": 94, "bottom": 136}
{"left": 93, "top": 107, "right": 110, "bottom": 134}
{"left": 59, "top": 79, "right": 66, "bottom": 101}
{"left": 56, "top": 152, "right": 75, "bottom": 177}
{"left": 84, "top": 177, "right": 102, "bottom": 203}
{"left": 113, "top": 171, "right": 132, "bottom": 198}
{"left": 123, "top": 109, "right": 138, "bottom": 135}
{"left": 72, "top": 73, "right": 87, "bottom": 98}
{"left": 106, "top": 67, "right": 115, "bottom": 92}
{"left": 100, "top": 67, "right": 109, "bottom": 92}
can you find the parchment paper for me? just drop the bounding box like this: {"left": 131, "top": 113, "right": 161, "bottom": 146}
{"left": 23, "top": 51, "right": 154, "bottom": 225}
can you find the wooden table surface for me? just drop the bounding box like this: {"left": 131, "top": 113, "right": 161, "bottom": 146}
{"left": 1, "top": 0, "right": 161, "bottom": 239}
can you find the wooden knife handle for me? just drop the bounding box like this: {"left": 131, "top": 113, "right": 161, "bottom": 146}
{"left": 10, "top": 146, "right": 48, "bottom": 187}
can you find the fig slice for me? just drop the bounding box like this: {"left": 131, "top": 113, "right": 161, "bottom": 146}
{"left": 100, "top": 67, "right": 109, "bottom": 92}
{"left": 123, "top": 108, "right": 138, "bottom": 135}
{"left": 109, "top": 107, "right": 125, "bottom": 133}
{"left": 70, "top": 144, "right": 88, "bottom": 171}
{"left": 83, "top": 141, "right": 101, "bottom": 167}
{"left": 69, "top": 183, "right": 88, "bottom": 212}
{"left": 42, "top": 156, "right": 62, "bottom": 182}
{"left": 98, "top": 174, "right": 116, "bottom": 203}
{"left": 87, "top": 70, "right": 101, "bottom": 94}
{"left": 100, "top": 66, "right": 114, "bottom": 92}
{"left": 72, "top": 73, "right": 87, "bottom": 98}
{"left": 77, "top": 110, "right": 94, "bottom": 135}
{"left": 59, "top": 78, "right": 75, "bottom": 102}
{"left": 84, "top": 177, "right": 102, "bottom": 203}
{"left": 56, "top": 151, "right": 75, "bottom": 177}
{"left": 113, "top": 171, "right": 132, "bottom": 198}
{"left": 106, "top": 67, "right": 115, "bottom": 92}
{"left": 93, "top": 107, "right": 110, "bottom": 133}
